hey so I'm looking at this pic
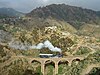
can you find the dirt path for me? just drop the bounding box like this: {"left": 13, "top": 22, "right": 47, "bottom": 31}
{"left": 81, "top": 63, "right": 100, "bottom": 75}
{"left": 72, "top": 39, "right": 84, "bottom": 54}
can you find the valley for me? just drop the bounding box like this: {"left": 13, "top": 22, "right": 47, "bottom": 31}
{"left": 0, "top": 4, "right": 100, "bottom": 75}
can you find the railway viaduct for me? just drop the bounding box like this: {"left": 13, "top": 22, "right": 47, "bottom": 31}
{"left": 0, "top": 55, "right": 85, "bottom": 75}
{"left": 28, "top": 56, "right": 85, "bottom": 75}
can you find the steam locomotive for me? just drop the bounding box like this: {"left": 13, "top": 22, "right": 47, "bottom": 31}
{"left": 39, "top": 54, "right": 63, "bottom": 58}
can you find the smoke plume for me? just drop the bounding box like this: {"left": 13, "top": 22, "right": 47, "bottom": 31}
{"left": 30, "top": 40, "right": 61, "bottom": 52}
{"left": 9, "top": 40, "right": 62, "bottom": 52}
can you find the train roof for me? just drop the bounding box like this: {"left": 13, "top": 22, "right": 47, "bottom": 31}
{"left": 39, "top": 54, "right": 53, "bottom": 55}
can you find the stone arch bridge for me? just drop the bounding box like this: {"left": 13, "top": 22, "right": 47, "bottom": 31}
{"left": 0, "top": 55, "right": 85, "bottom": 75}
{"left": 28, "top": 56, "right": 84, "bottom": 75}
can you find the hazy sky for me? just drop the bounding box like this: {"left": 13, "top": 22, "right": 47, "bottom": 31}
{"left": 0, "top": 0, "right": 100, "bottom": 13}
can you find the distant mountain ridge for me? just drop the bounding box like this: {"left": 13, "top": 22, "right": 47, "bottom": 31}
{"left": 27, "top": 4, "right": 100, "bottom": 29}
{"left": 0, "top": 8, "right": 24, "bottom": 18}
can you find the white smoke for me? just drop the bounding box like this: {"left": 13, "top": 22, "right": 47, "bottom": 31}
{"left": 8, "top": 40, "right": 30, "bottom": 50}
{"left": 8, "top": 40, "right": 61, "bottom": 52}
{"left": 30, "top": 40, "right": 62, "bottom": 52}
{"left": 30, "top": 43, "right": 44, "bottom": 49}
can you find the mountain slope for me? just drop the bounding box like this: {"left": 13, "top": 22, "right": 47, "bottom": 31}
{"left": 0, "top": 8, "right": 24, "bottom": 18}
{"left": 27, "top": 4, "right": 100, "bottom": 29}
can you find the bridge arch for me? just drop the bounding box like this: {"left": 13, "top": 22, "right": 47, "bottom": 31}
{"left": 74, "top": 58, "right": 81, "bottom": 61}
{"left": 45, "top": 60, "right": 55, "bottom": 75}
{"left": 31, "top": 60, "right": 42, "bottom": 74}
{"left": 72, "top": 58, "right": 81, "bottom": 66}
{"left": 31, "top": 60, "right": 41, "bottom": 64}
{"left": 45, "top": 60, "right": 55, "bottom": 65}
{"left": 58, "top": 60, "right": 69, "bottom": 74}
{"left": 58, "top": 60, "right": 69, "bottom": 65}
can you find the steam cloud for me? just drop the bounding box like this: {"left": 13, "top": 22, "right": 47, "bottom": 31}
{"left": 9, "top": 40, "right": 61, "bottom": 52}
{"left": 30, "top": 40, "right": 61, "bottom": 52}
{"left": 8, "top": 40, "right": 30, "bottom": 50}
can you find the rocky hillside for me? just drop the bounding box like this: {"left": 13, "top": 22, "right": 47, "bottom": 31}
{"left": 0, "top": 4, "right": 100, "bottom": 75}
{"left": 1, "top": 4, "right": 100, "bottom": 37}
{"left": 27, "top": 4, "right": 100, "bottom": 29}
{"left": 0, "top": 24, "right": 100, "bottom": 75}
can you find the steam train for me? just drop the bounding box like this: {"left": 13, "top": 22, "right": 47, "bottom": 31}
{"left": 39, "top": 54, "right": 63, "bottom": 58}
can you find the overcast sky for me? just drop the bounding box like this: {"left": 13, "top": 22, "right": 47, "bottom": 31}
{"left": 0, "top": 0, "right": 100, "bottom": 13}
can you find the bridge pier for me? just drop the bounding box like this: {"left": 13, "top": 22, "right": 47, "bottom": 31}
{"left": 41, "top": 64, "right": 45, "bottom": 75}
{"left": 41, "top": 61, "right": 45, "bottom": 75}
{"left": 55, "top": 62, "right": 58, "bottom": 75}
{"left": 68, "top": 60, "right": 72, "bottom": 66}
